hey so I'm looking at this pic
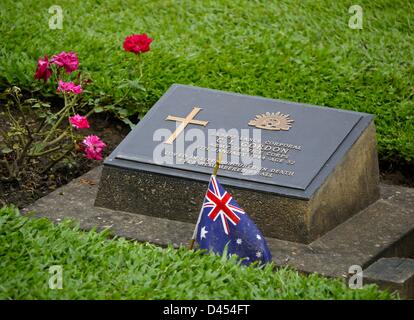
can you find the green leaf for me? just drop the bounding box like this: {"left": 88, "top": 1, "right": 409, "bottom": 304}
{"left": 1, "top": 147, "right": 13, "bottom": 154}
{"left": 93, "top": 106, "right": 104, "bottom": 113}
{"left": 116, "top": 108, "right": 128, "bottom": 118}
{"left": 30, "top": 143, "right": 45, "bottom": 154}
{"left": 24, "top": 98, "right": 38, "bottom": 104}
{"left": 117, "top": 79, "right": 146, "bottom": 91}
{"left": 121, "top": 117, "right": 135, "bottom": 129}
{"left": 103, "top": 104, "right": 115, "bottom": 111}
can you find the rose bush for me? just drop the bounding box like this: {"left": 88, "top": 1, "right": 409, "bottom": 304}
{"left": 1, "top": 32, "right": 154, "bottom": 182}
{"left": 0, "top": 51, "right": 105, "bottom": 182}
{"left": 93, "top": 33, "right": 153, "bottom": 128}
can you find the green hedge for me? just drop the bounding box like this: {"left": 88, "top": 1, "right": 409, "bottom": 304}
{"left": 0, "top": 206, "right": 395, "bottom": 299}
{"left": 0, "top": 0, "right": 413, "bottom": 162}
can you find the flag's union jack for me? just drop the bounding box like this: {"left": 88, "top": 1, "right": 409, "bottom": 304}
{"left": 196, "top": 175, "right": 272, "bottom": 265}
{"left": 202, "top": 175, "right": 245, "bottom": 235}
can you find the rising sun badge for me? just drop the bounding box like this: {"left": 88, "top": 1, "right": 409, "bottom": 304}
{"left": 248, "top": 112, "right": 294, "bottom": 131}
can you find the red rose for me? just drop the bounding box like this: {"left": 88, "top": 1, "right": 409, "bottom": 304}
{"left": 34, "top": 55, "right": 52, "bottom": 82}
{"left": 69, "top": 114, "right": 90, "bottom": 129}
{"left": 51, "top": 51, "right": 79, "bottom": 74}
{"left": 123, "top": 34, "right": 153, "bottom": 54}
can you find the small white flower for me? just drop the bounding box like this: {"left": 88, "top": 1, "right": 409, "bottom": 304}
{"left": 236, "top": 238, "right": 242, "bottom": 245}
{"left": 256, "top": 234, "right": 262, "bottom": 240}
{"left": 256, "top": 251, "right": 262, "bottom": 258}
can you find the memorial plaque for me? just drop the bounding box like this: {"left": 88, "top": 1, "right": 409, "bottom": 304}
{"left": 95, "top": 84, "right": 380, "bottom": 243}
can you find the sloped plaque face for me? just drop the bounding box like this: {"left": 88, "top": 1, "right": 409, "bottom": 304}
{"left": 105, "top": 84, "right": 372, "bottom": 199}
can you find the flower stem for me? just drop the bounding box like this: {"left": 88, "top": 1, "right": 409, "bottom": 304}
{"left": 29, "top": 145, "right": 61, "bottom": 157}
{"left": 137, "top": 53, "right": 143, "bottom": 80}
{"left": 45, "top": 130, "right": 68, "bottom": 148}
{"left": 41, "top": 148, "right": 72, "bottom": 174}
{"left": 43, "top": 93, "right": 70, "bottom": 144}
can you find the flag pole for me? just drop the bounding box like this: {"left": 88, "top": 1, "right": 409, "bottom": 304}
{"left": 189, "top": 152, "right": 222, "bottom": 250}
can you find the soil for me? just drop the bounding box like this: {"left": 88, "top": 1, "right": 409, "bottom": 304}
{"left": 1, "top": 113, "right": 413, "bottom": 208}
{"left": 0, "top": 113, "right": 130, "bottom": 208}
{"left": 379, "top": 161, "right": 414, "bottom": 188}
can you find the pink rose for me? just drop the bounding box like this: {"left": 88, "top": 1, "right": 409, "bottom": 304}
{"left": 82, "top": 135, "right": 106, "bottom": 160}
{"left": 69, "top": 114, "right": 90, "bottom": 129}
{"left": 34, "top": 55, "right": 52, "bottom": 82}
{"left": 51, "top": 51, "right": 79, "bottom": 74}
{"left": 57, "top": 80, "right": 83, "bottom": 94}
{"left": 123, "top": 34, "right": 153, "bottom": 54}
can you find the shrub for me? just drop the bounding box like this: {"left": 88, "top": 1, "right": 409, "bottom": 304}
{"left": 0, "top": 51, "right": 106, "bottom": 182}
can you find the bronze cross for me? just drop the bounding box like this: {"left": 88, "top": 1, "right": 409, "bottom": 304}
{"left": 164, "top": 107, "right": 208, "bottom": 144}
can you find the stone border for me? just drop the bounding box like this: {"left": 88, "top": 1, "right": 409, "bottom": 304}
{"left": 24, "top": 166, "right": 414, "bottom": 298}
{"left": 364, "top": 258, "right": 414, "bottom": 299}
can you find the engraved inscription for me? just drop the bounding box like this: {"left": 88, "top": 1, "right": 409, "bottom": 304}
{"left": 168, "top": 132, "right": 302, "bottom": 178}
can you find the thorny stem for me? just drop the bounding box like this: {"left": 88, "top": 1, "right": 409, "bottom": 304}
{"left": 69, "top": 95, "right": 77, "bottom": 143}
{"left": 35, "top": 118, "right": 47, "bottom": 134}
{"left": 112, "top": 88, "right": 131, "bottom": 107}
{"left": 29, "top": 145, "right": 61, "bottom": 157}
{"left": 6, "top": 106, "right": 20, "bottom": 128}
{"left": 16, "top": 97, "right": 32, "bottom": 138}
{"left": 15, "top": 99, "right": 34, "bottom": 167}
{"left": 53, "top": 101, "right": 70, "bottom": 118}
{"left": 85, "top": 107, "right": 96, "bottom": 117}
{"left": 0, "top": 127, "right": 13, "bottom": 149}
{"left": 17, "top": 134, "right": 33, "bottom": 167}
{"left": 0, "top": 159, "right": 14, "bottom": 179}
{"left": 109, "top": 52, "right": 144, "bottom": 111}
{"left": 137, "top": 53, "right": 143, "bottom": 80}
{"left": 42, "top": 93, "right": 71, "bottom": 144}
{"left": 41, "top": 148, "right": 72, "bottom": 175}
{"left": 44, "top": 130, "right": 68, "bottom": 148}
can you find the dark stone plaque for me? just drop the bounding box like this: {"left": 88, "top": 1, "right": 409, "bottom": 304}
{"left": 104, "top": 84, "right": 372, "bottom": 199}
{"left": 96, "top": 84, "right": 380, "bottom": 243}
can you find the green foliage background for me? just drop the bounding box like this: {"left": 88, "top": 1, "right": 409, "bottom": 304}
{"left": 0, "top": 0, "right": 413, "bottom": 162}
{"left": 0, "top": 206, "right": 396, "bottom": 299}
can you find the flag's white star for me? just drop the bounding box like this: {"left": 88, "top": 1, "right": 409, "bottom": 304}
{"left": 236, "top": 238, "right": 242, "bottom": 245}
{"left": 256, "top": 251, "right": 262, "bottom": 258}
{"left": 200, "top": 226, "right": 208, "bottom": 239}
{"left": 256, "top": 234, "right": 262, "bottom": 240}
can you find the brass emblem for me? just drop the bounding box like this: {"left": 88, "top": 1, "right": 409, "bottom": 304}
{"left": 248, "top": 112, "right": 293, "bottom": 131}
{"left": 164, "top": 107, "right": 208, "bottom": 144}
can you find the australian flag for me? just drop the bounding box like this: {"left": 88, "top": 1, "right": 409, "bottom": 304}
{"left": 196, "top": 175, "right": 272, "bottom": 265}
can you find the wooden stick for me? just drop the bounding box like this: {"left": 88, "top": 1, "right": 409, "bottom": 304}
{"left": 189, "top": 152, "right": 223, "bottom": 250}
{"left": 212, "top": 152, "right": 222, "bottom": 176}
{"left": 188, "top": 239, "right": 196, "bottom": 250}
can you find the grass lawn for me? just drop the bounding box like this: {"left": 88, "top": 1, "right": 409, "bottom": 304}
{"left": 0, "top": 206, "right": 396, "bottom": 300}
{"left": 0, "top": 0, "right": 413, "bottom": 163}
